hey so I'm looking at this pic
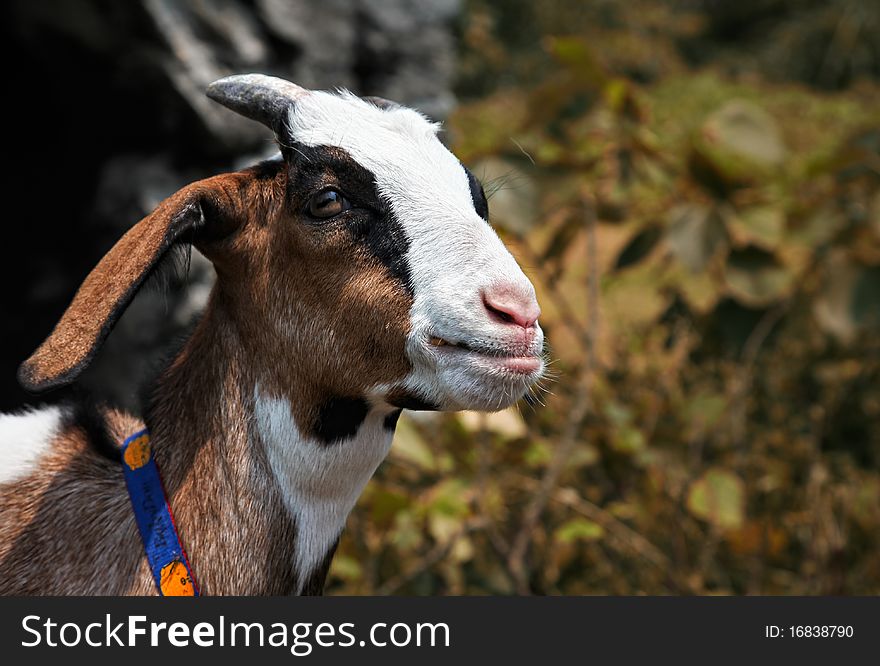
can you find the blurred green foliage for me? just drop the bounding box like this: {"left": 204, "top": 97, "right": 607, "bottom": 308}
{"left": 327, "top": 0, "right": 880, "bottom": 594}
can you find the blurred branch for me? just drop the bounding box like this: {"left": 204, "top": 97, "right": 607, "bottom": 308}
{"left": 513, "top": 474, "right": 672, "bottom": 576}
{"left": 730, "top": 300, "right": 790, "bottom": 449}
{"left": 507, "top": 194, "right": 599, "bottom": 594}
{"left": 376, "top": 520, "right": 485, "bottom": 595}
{"left": 475, "top": 415, "right": 514, "bottom": 564}
{"left": 817, "top": 3, "right": 859, "bottom": 89}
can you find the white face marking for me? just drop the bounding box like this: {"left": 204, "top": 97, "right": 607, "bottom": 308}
{"left": 0, "top": 406, "right": 64, "bottom": 485}
{"left": 287, "top": 92, "right": 543, "bottom": 410}
{"left": 254, "top": 385, "right": 393, "bottom": 593}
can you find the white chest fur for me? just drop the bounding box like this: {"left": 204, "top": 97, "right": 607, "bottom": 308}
{"left": 253, "top": 386, "right": 393, "bottom": 593}
{"left": 0, "top": 406, "right": 64, "bottom": 485}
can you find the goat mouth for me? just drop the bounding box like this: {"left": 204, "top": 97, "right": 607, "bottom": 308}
{"left": 427, "top": 336, "right": 542, "bottom": 376}
{"left": 429, "top": 336, "right": 471, "bottom": 350}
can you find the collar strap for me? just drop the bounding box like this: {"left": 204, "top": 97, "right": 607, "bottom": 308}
{"left": 121, "top": 429, "right": 199, "bottom": 596}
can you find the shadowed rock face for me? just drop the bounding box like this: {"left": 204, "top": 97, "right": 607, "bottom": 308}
{"left": 0, "top": 0, "right": 460, "bottom": 413}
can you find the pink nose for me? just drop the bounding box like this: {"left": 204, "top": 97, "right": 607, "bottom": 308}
{"left": 482, "top": 283, "right": 541, "bottom": 329}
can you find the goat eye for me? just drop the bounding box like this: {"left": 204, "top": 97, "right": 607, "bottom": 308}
{"left": 308, "top": 189, "right": 349, "bottom": 219}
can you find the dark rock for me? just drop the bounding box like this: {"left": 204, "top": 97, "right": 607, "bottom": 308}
{"left": 0, "top": 0, "right": 460, "bottom": 412}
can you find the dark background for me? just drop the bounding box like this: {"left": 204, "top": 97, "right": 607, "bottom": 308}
{"left": 0, "top": 0, "right": 458, "bottom": 412}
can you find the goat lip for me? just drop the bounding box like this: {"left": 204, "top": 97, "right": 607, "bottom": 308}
{"left": 487, "top": 355, "right": 542, "bottom": 375}
{"left": 427, "top": 336, "right": 543, "bottom": 375}
{"left": 465, "top": 352, "right": 542, "bottom": 376}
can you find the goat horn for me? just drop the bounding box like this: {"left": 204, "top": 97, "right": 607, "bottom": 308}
{"left": 206, "top": 73, "right": 310, "bottom": 133}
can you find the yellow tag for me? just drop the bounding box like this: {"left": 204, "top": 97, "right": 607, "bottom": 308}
{"left": 159, "top": 560, "right": 196, "bottom": 596}
{"left": 123, "top": 434, "right": 151, "bottom": 471}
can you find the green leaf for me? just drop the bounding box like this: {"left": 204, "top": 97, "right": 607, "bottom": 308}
{"left": 814, "top": 250, "right": 880, "bottom": 342}
{"left": 603, "top": 261, "right": 670, "bottom": 327}
{"left": 686, "top": 469, "right": 746, "bottom": 531}
{"left": 389, "top": 415, "right": 436, "bottom": 471}
{"left": 667, "top": 204, "right": 728, "bottom": 272}
{"left": 426, "top": 479, "right": 470, "bottom": 518}
{"left": 555, "top": 518, "right": 605, "bottom": 543}
{"left": 524, "top": 439, "right": 553, "bottom": 467}
{"left": 725, "top": 206, "right": 785, "bottom": 250}
{"left": 603, "top": 401, "right": 634, "bottom": 427}
{"left": 665, "top": 263, "right": 721, "bottom": 314}
{"left": 788, "top": 205, "right": 845, "bottom": 247}
{"left": 429, "top": 513, "right": 462, "bottom": 546}
{"left": 370, "top": 488, "right": 410, "bottom": 527}
{"left": 695, "top": 99, "right": 787, "bottom": 182}
{"left": 545, "top": 36, "right": 607, "bottom": 88}
{"left": 611, "top": 426, "right": 647, "bottom": 455}
{"left": 328, "top": 555, "right": 363, "bottom": 583}
{"left": 683, "top": 392, "right": 728, "bottom": 435}
{"left": 724, "top": 247, "right": 795, "bottom": 307}
{"left": 569, "top": 443, "right": 601, "bottom": 469}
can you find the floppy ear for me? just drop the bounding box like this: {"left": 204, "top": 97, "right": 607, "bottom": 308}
{"left": 18, "top": 172, "right": 251, "bottom": 393}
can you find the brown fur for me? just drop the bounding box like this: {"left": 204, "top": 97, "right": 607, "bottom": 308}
{"left": 1, "top": 158, "right": 413, "bottom": 595}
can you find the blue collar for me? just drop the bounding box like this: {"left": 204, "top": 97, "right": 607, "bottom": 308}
{"left": 120, "top": 429, "right": 199, "bottom": 596}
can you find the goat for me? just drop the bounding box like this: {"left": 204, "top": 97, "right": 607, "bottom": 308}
{"left": 0, "top": 74, "right": 544, "bottom": 595}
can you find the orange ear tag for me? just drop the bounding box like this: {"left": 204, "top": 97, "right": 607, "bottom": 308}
{"left": 123, "top": 434, "right": 151, "bottom": 470}
{"left": 160, "top": 559, "right": 196, "bottom": 596}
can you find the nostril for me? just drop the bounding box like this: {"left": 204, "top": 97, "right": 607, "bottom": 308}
{"left": 482, "top": 284, "right": 541, "bottom": 329}
{"left": 484, "top": 300, "right": 518, "bottom": 325}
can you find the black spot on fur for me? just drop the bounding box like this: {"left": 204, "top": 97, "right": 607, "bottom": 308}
{"left": 383, "top": 409, "right": 402, "bottom": 430}
{"left": 464, "top": 166, "right": 489, "bottom": 221}
{"left": 388, "top": 391, "right": 440, "bottom": 411}
{"left": 313, "top": 396, "right": 370, "bottom": 444}
{"left": 66, "top": 393, "right": 119, "bottom": 462}
{"left": 351, "top": 206, "right": 412, "bottom": 292}
{"left": 287, "top": 144, "right": 413, "bottom": 293}
{"left": 251, "top": 156, "right": 287, "bottom": 180}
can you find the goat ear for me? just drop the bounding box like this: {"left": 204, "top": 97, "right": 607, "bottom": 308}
{"left": 18, "top": 172, "right": 249, "bottom": 393}
{"left": 361, "top": 96, "right": 401, "bottom": 111}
